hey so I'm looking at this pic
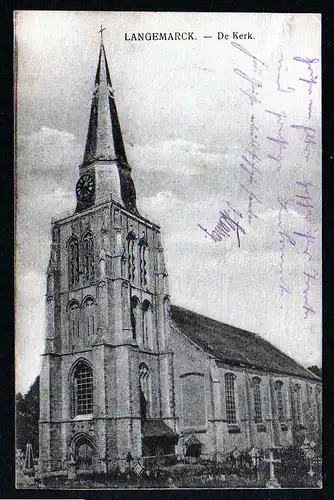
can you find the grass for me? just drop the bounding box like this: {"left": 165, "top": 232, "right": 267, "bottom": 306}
{"left": 15, "top": 464, "right": 322, "bottom": 490}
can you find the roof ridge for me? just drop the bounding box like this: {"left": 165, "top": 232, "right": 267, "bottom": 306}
{"left": 171, "top": 304, "right": 257, "bottom": 336}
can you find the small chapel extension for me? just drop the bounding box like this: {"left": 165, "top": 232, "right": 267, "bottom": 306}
{"left": 39, "top": 33, "right": 322, "bottom": 474}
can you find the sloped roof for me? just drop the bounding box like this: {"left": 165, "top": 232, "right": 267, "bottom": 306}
{"left": 170, "top": 305, "right": 319, "bottom": 381}
{"left": 83, "top": 40, "right": 127, "bottom": 166}
{"left": 80, "top": 40, "right": 139, "bottom": 215}
{"left": 142, "top": 419, "right": 179, "bottom": 440}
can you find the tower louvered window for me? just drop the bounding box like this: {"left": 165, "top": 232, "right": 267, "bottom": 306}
{"left": 139, "top": 234, "right": 148, "bottom": 287}
{"left": 69, "top": 300, "right": 80, "bottom": 347}
{"left": 68, "top": 237, "right": 79, "bottom": 287}
{"left": 126, "top": 230, "right": 136, "bottom": 282}
{"left": 130, "top": 296, "right": 139, "bottom": 340}
{"left": 83, "top": 297, "right": 95, "bottom": 346}
{"left": 139, "top": 363, "right": 152, "bottom": 419}
{"left": 73, "top": 361, "right": 93, "bottom": 416}
{"left": 142, "top": 300, "right": 152, "bottom": 348}
{"left": 83, "top": 233, "right": 95, "bottom": 283}
{"left": 224, "top": 373, "right": 237, "bottom": 424}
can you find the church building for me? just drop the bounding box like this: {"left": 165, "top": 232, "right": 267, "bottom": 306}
{"left": 39, "top": 36, "right": 322, "bottom": 474}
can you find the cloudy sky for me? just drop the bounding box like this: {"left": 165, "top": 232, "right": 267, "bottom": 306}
{"left": 15, "top": 12, "right": 322, "bottom": 394}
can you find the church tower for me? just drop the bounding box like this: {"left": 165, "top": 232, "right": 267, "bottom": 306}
{"left": 39, "top": 31, "right": 177, "bottom": 474}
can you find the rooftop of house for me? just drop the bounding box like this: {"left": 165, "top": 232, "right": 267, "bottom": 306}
{"left": 170, "top": 305, "right": 320, "bottom": 382}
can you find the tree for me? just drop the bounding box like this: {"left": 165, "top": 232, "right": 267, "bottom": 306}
{"left": 15, "top": 376, "right": 40, "bottom": 456}
{"left": 307, "top": 366, "right": 322, "bottom": 378}
{"left": 15, "top": 392, "right": 27, "bottom": 450}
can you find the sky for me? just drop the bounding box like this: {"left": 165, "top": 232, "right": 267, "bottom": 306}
{"left": 15, "top": 11, "right": 322, "bottom": 394}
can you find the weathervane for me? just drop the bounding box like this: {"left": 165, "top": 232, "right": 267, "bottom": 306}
{"left": 99, "top": 24, "right": 106, "bottom": 42}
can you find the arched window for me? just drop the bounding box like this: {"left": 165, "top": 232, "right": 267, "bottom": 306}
{"left": 126, "top": 229, "right": 136, "bottom": 282}
{"left": 83, "top": 297, "right": 95, "bottom": 346}
{"left": 82, "top": 232, "right": 95, "bottom": 283}
{"left": 130, "top": 296, "right": 140, "bottom": 340}
{"left": 224, "top": 373, "right": 237, "bottom": 424}
{"left": 138, "top": 233, "right": 148, "bottom": 287}
{"left": 252, "top": 377, "right": 263, "bottom": 423}
{"left": 139, "top": 363, "right": 152, "bottom": 419}
{"left": 294, "top": 384, "right": 302, "bottom": 423}
{"left": 68, "top": 300, "right": 80, "bottom": 348}
{"left": 142, "top": 300, "right": 153, "bottom": 348}
{"left": 68, "top": 237, "right": 79, "bottom": 287}
{"left": 72, "top": 361, "right": 93, "bottom": 417}
{"left": 274, "top": 380, "right": 285, "bottom": 421}
{"left": 164, "top": 296, "right": 170, "bottom": 319}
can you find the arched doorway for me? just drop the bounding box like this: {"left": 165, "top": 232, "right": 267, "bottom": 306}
{"left": 185, "top": 435, "right": 202, "bottom": 463}
{"left": 72, "top": 434, "right": 95, "bottom": 472}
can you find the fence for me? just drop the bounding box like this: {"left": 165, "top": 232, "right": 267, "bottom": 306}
{"left": 17, "top": 443, "right": 322, "bottom": 489}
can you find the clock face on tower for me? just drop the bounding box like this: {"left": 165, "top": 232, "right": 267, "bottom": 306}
{"left": 76, "top": 174, "right": 95, "bottom": 202}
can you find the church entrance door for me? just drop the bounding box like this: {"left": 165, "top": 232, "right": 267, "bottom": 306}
{"left": 75, "top": 440, "right": 93, "bottom": 472}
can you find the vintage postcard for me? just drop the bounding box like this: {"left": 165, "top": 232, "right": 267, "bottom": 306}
{"left": 15, "top": 11, "right": 322, "bottom": 489}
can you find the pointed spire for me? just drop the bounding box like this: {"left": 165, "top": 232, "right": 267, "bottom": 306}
{"left": 83, "top": 29, "right": 127, "bottom": 166}
{"left": 79, "top": 30, "right": 139, "bottom": 215}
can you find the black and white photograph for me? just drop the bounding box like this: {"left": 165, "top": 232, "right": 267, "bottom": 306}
{"left": 15, "top": 11, "right": 322, "bottom": 489}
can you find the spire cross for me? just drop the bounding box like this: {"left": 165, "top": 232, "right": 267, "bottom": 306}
{"left": 99, "top": 25, "right": 106, "bottom": 42}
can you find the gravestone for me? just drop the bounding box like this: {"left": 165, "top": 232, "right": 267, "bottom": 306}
{"left": 23, "top": 443, "right": 35, "bottom": 474}
{"left": 264, "top": 450, "right": 281, "bottom": 488}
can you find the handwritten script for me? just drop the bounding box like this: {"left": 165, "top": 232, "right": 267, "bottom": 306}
{"left": 293, "top": 180, "right": 319, "bottom": 318}
{"left": 233, "top": 42, "right": 265, "bottom": 225}
{"left": 198, "top": 203, "right": 246, "bottom": 247}
{"left": 199, "top": 28, "right": 320, "bottom": 322}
